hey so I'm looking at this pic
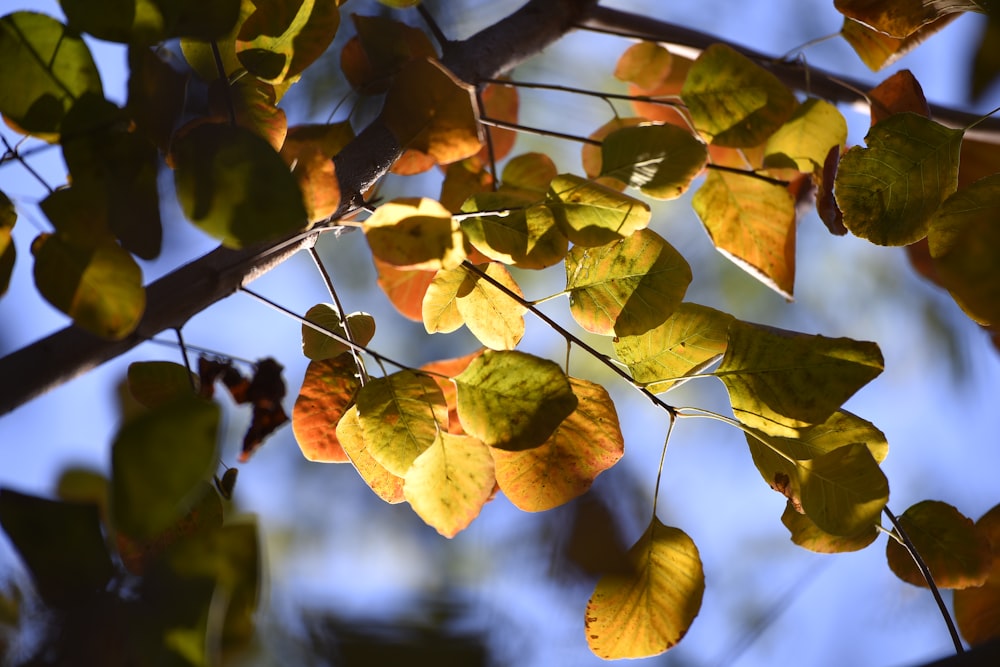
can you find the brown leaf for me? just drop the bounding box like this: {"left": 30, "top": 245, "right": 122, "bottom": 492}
{"left": 868, "top": 70, "right": 930, "bottom": 124}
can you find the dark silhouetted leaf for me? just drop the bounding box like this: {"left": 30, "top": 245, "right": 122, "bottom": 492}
{"left": 955, "top": 503, "right": 1000, "bottom": 645}
{"left": 599, "top": 124, "right": 708, "bottom": 199}
{"left": 237, "top": 0, "right": 340, "bottom": 84}
{"left": 128, "top": 361, "right": 196, "bottom": 408}
{"left": 0, "top": 191, "right": 14, "bottom": 297}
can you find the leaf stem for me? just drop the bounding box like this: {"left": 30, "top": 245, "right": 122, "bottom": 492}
{"left": 883, "top": 506, "right": 965, "bottom": 655}
{"left": 480, "top": 77, "right": 685, "bottom": 109}
{"left": 965, "top": 103, "right": 1000, "bottom": 132}
{"left": 675, "top": 406, "right": 798, "bottom": 465}
{"left": 651, "top": 412, "right": 676, "bottom": 519}
{"left": 2, "top": 136, "right": 54, "bottom": 194}
{"left": 416, "top": 4, "right": 452, "bottom": 48}
{"left": 307, "top": 247, "right": 369, "bottom": 385}
{"left": 210, "top": 41, "right": 237, "bottom": 126}
{"left": 475, "top": 87, "right": 500, "bottom": 191}
{"left": 174, "top": 327, "right": 195, "bottom": 390}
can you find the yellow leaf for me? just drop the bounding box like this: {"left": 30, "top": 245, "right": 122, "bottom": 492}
{"left": 364, "top": 198, "right": 466, "bottom": 271}
{"left": 763, "top": 98, "right": 848, "bottom": 173}
{"left": 336, "top": 406, "right": 405, "bottom": 503}
{"left": 292, "top": 356, "right": 362, "bottom": 463}
{"left": 455, "top": 263, "right": 526, "bottom": 350}
{"left": 840, "top": 16, "right": 958, "bottom": 71}
{"left": 404, "top": 432, "right": 495, "bottom": 538}
{"left": 422, "top": 266, "right": 466, "bottom": 334}
{"left": 586, "top": 518, "right": 704, "bottom": 659}
{"left": 493, "top": 378, "right": 623, "bottom": 512}
{"left": 834, "top": 0, "right": 977, "bottom": 38}
{"left": 781, "top": 501, "right": 879, "bottom": 553}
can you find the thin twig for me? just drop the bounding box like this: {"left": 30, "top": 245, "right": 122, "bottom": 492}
{"left": 416, "top": 4, "right": 452, "bottom": 49}
{"left": 307, "top": 246, "right": 368, "bottom": 385}
{"left": 883, "top": 506, "right": 965, "bottom": 655}
{"left": 481, "top": 77, "right": 684, "bottom": 110}
{"left": 211, "top": 41, "right": 237, "bottom": 126}
{"left": 475, "top": 87, "right": 500, "bottom": 191}
{"left": 2, "top": 136, "right": 54, "bottom": 194}
{"left": 174, "top": 327, "right": 196, "bottom": 390}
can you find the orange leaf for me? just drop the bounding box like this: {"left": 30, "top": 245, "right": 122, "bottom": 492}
{"left": 868, "top": 70, "right": 930, "bottom": 124}
{"left": 421, "top": 351, "right": 483, "bottom": 435}
{"left": 373, "top": 256, "right": 436, "bottom": 321}
{"left": 292, "top": 356, "right": 362, "bottom": 463}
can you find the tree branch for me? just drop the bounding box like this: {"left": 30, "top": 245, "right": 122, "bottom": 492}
{"left": 0, "top": 0, "right": 601, "bottom": 417}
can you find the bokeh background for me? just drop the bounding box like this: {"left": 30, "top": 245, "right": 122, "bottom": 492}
{"left": 2, "top": 1, "right": 999, "bottom": 665}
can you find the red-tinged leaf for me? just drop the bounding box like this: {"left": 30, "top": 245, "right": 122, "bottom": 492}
{"left": 440, "top": 160, "right": 494, "bottom": 212}
{"left": 373, "top": 257, "right": 437, "bottom": 321}
{"left": 421, "top": 351, "right": 483, "bottom": 435}
{"left": 236, "top": 0, "right": 340, "bottom": 85}
{"left": 0, "top": 191, "right": 13, "bottom": 297}
{"left": 834, "top": 0, "right": 977, "bottom": 38}
{"left": 492, "top": 378, "right": 623, "bottom": 512}
{"left": 886, "top": 500, "right": 992, "bottom": 589}
{"left": 292, "top": 356, "right": 362, "bottom": 463}
{"left": 340, "top": 14, "right": 437, "bottom": 94}
{"left": 475, "top": 81, "right": 519, "bottom": 164}
{"left": 817, "top": 145, "right": 847, "bottom": 235}
{"left": 197, "top": 356, "right": 248, "bottom": 401}
{"left": 390, "top": 148, "right": 438, "bottom": 176}
{"left": 404, "top": 432, "right": 496, "bottom": 537}
{"left": 208, "top": 76, "right": 288, "bottom": 151}
{"left": 336, "top": 405, "right": 405, "bottom": 503}
{"left": 586, "top": 518, "right": 704, "bottom": 659}
{"left": 955, "top": 503, "right": 1000, "bottom": 645}
{"left": 868, "top": 70, "right": 931, "bottom": 124}
{"left": 615, "top": 42, "right": 673, "bottom": 91}
{"left": 692, "top": 169, "right": 797, "bottom": 299}
{"left": 841, "top": 15, "right": 958, "bottom": 71}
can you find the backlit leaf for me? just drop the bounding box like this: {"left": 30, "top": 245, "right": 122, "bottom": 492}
{"left": 781, "top": 501, "right": 879, "bottom": 553}
{"left": 717, "top": 320, "right": 883, "bottom": 435}
{"left": 404, "top": 432, "right": 495, "bottom": 538}
{"left": 0, "top": 489, "right": 113, "bottom": 607}
{"left": 0, "top": 192, "right": 15, "bottom": 297}
{"left": 475, "top": 81, "right": 519, "bottom": 165}
{"left": 492, "top": 378, "right": 624, "bottom": 512}
{"left": 548, "top": 174, "right": 652, "bottom": 246}
{"left": 373, "top": 257, "right": 436, "bottom": 321}
{"left": 32, "top": 232, "right": 145, "bottom": 341}
{"left": 355, "top": 371, "right": 448, "bottom": 476}
{"left": 280, "top": 122, "right": 352, "bottom": 223}
{"left": 301, "top": 304, "right": 375, "bottom": 360}
{"left": 614, "top": 41, "right": 673, "bottom": 90}
{"left": 692, "top": 170, "right": 797, "bottom": 298}
{"left": 599, "top": 124, "right": 708, "bottom": 199}
{"left": 613, "top": 303, "right": 734, "bottom": 393}
{"left": 293, "top": 356, "right": 362, "bottom": 463}
{"left": 927, "top": 173, "right": 1000, "bottom": 326}
{"left": 455, "top": 350, "right": 578, "bottom": 451}
{"left": 341, "top": 14, "right": 436, "bottom": 94}
{"left": 955, "top": 503, "right": 1000, "bottom": 644}
{"left": 336, "top": 405, "right": 405, "bottom": 503}
{"left": 841, "top": 15, "right": 957, "bottom": 70}
{"left": 172, "top": 123, "right": 308, "bottom": 248}
{"left": 460, "top": 194, "right": 568, "bottom": 269}
{"left": 128, "top": 361, "right": 196, "bottom": 408}
{"left": 566, "top": 228, "right": 692, "bottom": 336}
{"left": 207, "top": 76, "right": 288, "bottom": 151}
{"left": 764, "top": 99, "right": 848, "bottom": 173}
{"left": 868, "top": 70, "right": 931, "bottom": 124}
{"left": 455, "top": 263, "right": 526, "bottom": 350}
{"left": 421, "top": 351, "right": 483, "bottom": 435}
{"left": 0, "top": 12, "right": 102, "bottom": 138}
{"left": 581, "top": 117, "right": 646, "bottom": 187}
{"left": 681, "top": 43, "right": 796, "bottom": 147}
{"left": 236, "top": 0, "right": 340, "bottom": 84}
{"left": 834, "top": 112, "right": 962, "bottom": 246}
{"left": 422, "top": 265, "right": 466, "bottom": 334}
{"left": 586, "top": 518, "right": 704, "bottom": 659}
{"left": 797, "top": 443, "right": 888, "bottom": 536}
{"left": 111, "top": 395, "right": 219, "bottom": 539}
{"left": 834, "top": 0, "right": 979, "bottom": 38}
{"left": 886, "top": 500, "right": 992, "bottom": 589}
{"left": 383, "top": 58, "right": 483, "bottom": 165}
{"left": 365, "top": 198, "right": 465, "bottom": 271}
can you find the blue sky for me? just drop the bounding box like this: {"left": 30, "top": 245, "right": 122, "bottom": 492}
{"left": 1, "top": 2, "right": 999, "bottom": 666}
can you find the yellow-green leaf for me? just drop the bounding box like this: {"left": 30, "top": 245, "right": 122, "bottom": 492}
{"left": 455, "top": 263, "right": 526, "bottom": 350}
{"left": 32, "top": 232, "right": 145, "bottom": 341}
{"left": 613, "top": 303, "right": 734, "bottom": 393}
{"left": 586, "top": 518, "right": 704, "bottom": 659}
{"left": 336, "top": 405, "right": 405, "bottom": 503}
{"left": 0, "top": 191, "right": 15, "bottom": 297}
{"left": 797, "top": 442, "right": 888, "bottom": 536}
{"left": 834, "top": 0, "right": 979, "bottom": 38}
{"left": 886, "top": 500, "right": 992, "bottom": 589}
{"left": 293, "top": 356, "right": 362, "bottom": 463}
{"left": 0, "top": 12, "right": 103, "bottom": 138}
{"left": 172, "top": 123, "right": 308, "bottom": 248}
{"left": 492, "top": 378, "right": 624, "bottom": 512}
{"left": 717, "top": 320, "right": 883, "bottom": 435}
{"left": 566, "top": 228, "right": 692, "bottom": 337}
{"left": 301, "top": 304, "right": 375, "bottom": 361}
{"left": 364, "top": 198, "right": 465, "bottom": 271}
{"left": 422, "top": 265, "right": 466, "bottom": 334}
{"left": 781, "top": 501, "right": 879, "bottom": 553}
{"left": 500, "top": 152, "right": 557, "bottom": 199}
{"left": 128, "top": 361, "right": 196, "bottom": 408}
{"left": 383, "top": 58, "right": 483, "bottom": 165}
{"left": 404, "top": 432, "right": 495, "bottom": 538}
{"left": 460, "top": 194, "right": 567, "bottom": 269}
{"left": 236, "top": 0, "right": 340, "bottom": 84}
{"left": 599, "top": 124, "right": 708, "bottom": 199}
{"left": 455, "top": 350, "right": 578, "bottom": 451}
{"left": 928, "top": 173, "right": 1000, "bottom": 326}
{"left": 834, "top": 112, "right": 962, "bottom": 246}
{"left": 355, "top": 371, "right": 448, "bottom": 476}
{"left": 692, "top": 170, "right": 797, "bottom": 299}
{"left": 955, "top": 503, "right": 1000, "bottom": 645}
{"left": 681, "top": 43, "right": 797, "bottom": 147}
{"left": 547, "top": 173, "right": 652, "bottom": 246}
{"left": 763, "top": 98, "right": 848, "bottom": 173}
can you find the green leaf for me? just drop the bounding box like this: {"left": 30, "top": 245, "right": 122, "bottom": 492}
{"left": 834, "top": 112, "right": 962, "bottom": 246}
{"left": 301, "top": 304, "right": 375, "bottom": 361}
{"left": 599, "top": 124, "right": 708, "bottom": 199}
{"left": 0, "top": 12, "right": 102, "bottom": 137}
{"left": 763, "top": 98, "right": 848, "bottom": 173}
{"left": 586, "top": 518, "right": 704, "bottom": 659}
{"left": 928, "top": 173, "right": 1000, "bottom": 326}
{"left": 293, "top": 356, "right": 362, "bottom": 463}
{"left": 460, "top": 194, "right": 568, "bottom": 269}
{"left": 955, "top": 503, "right": 1000, "bottom": 645}
{"left": 236, "top": 0, "right": 340, "bottom": 84}
{"left": 355, "top": 371, "right": 448, "bottom": 476}
{"left": 717, "top": 320, "right": 884, "bottom": 434}
{"left": 547, "top": 173, "right": 652, "bottom": 246}
{"left": 692, "top": 170, "right": 797, "bottom": 299}
{"left": 128, "top": 361, "right": 196, "bottom": 408}
{"left": 32, "top": 231, "right": 145, "bottom": 341}
{"left": 455, "top": 350, "right": 578, "bottom": 451}
{"left": 60, "top": 0, "right": 240, "bottom": 44}
{"left": 566, "top": 228, "right": 692, "bottom": 336}
{"left": 0, "top": 191, "right": 15, "bottom": 297}
{"left": 797, "top": 443, "right": 888, "bottom": 536}
{"left": 404, "top": 432, "right": 495, "bottom": 537}
{"left": 364, "top": 198, "right": 466, "bottom": 270}
{"left": 781, "top": 501, "right": 879, "bottom": 553}
{"left": 886, "top": 500, "right": 992, "bottom": 589}
{"left": 492, "top": 378, "right": 624, "bottom": 512}
{"left": 336, "top": 405, "right": 405, "bottom": 503}
{"left": 111, "top": 395, "right": 220, "bottom": 539}
{"left": 0, "top": 489, "right": 114, "bottom": 607}
{"left": 613, "top": 303, "right": 734, "bottom": 393}
{"left": 172, "top": 123, "right": 308, "bottom": 248}
{"left": 681, "top": 43, "right": 797, "bottom": 147}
